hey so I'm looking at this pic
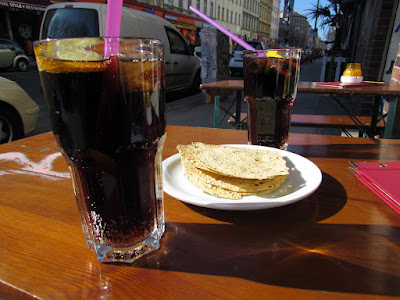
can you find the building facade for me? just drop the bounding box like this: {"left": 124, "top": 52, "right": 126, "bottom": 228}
{"left": 214, "top": 0, "right": 242, "bottom": 37}
{"left": 242, "top": 0, "right": 260, "bottom": 41}
{"left": 291, "top": 12, "right": 311, "bottom": 48}
{"left": 278, "top": 11, "right": 313, "bottom": 49}
{"left": 281, "top": 0, "right": 293, "bottom": 24}
{"left": 132, "top": 0, "right": 206, "bottom": 44}
{"left": 351, "top": 0, "right": 398, "bottom": 81}
{"left": 0, "top": 0, "right": 52, "bottom": 56}
{"left": 269, "top": 0, "right": 280, "bottom": 45}
{"left": 258, "top": 0, "right": 272, "bottom": 45}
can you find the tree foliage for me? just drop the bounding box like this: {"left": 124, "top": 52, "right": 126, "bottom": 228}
{"left": 306, "top": 0, "right": 359, "bottom": 53}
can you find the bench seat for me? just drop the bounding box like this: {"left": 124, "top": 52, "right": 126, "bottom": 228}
{"left": 228, "top": 113, "right": 385, "bottom": 133}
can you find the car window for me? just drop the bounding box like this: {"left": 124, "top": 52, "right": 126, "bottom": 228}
{"left": 165, "top": 27, "right": 188, "bottom": 55}
{"left": 254, "top": 43, "right": 264, "bottom": 50}
{"left": 41, "top": 8, "right": 99, "bottom": 39}
{"left": 0, "top": 40, "right": 14, "bottom": 50}
{"left": 234, "top": 42, "right": 264, "bottom": 51}
{"left": 234, "top": 44, "right": 246, "bottom": 52}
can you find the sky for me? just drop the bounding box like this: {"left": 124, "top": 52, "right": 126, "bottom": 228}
{"left": 280, "top": 0, "right": 331, "bottom": 40}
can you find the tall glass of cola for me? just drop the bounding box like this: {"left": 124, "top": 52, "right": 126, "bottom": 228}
{"left": 243, "top": 49, "right": 301, "bottom": 150}
{"left": 34, "top": 37, "right": 166, "bottom": 263}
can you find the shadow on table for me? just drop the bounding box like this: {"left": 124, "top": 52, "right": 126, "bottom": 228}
{"left": 134, "top": 172, "right": 400, "bottom": 296}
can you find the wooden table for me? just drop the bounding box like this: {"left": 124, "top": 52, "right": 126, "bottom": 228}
{"left": 201, "top": 80, "right": 400, "bottom": 138}
{"left": 1, "top": 127, "right": 400, "bottom": 299}
{"left": 200, "top": 80, "right": 245, "bottom": 128}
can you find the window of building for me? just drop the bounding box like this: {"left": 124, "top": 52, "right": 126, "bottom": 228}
{"left": 204, "top": 0, "right": 207, "bottom": 14}
{"left": 196, "top": 0, "right": 200, "bottom": 10}
{"left": 210, "top": 2, "right": 214, "bottom": 17}
{"left": 218, "top": 6, "right": 220, "bottom": 19}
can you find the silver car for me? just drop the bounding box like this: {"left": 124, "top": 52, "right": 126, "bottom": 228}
{"left": 0, "top": 76, "right": 39, "bottom": 143}
{"left": 0, "top": 39, "right": 30, "bottom": 72}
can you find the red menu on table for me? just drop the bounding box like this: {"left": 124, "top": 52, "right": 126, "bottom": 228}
{"left": 349, "top": 161, "right": 400, "bottom": 215}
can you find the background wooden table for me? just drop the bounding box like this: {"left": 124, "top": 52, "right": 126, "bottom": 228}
{"left": 201, "top": 80, "right": 400, "bottom": 137}
{"left": 1, "top": 126, "right": 400, "bottom": 299}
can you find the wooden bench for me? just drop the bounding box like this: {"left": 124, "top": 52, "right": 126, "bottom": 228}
{"left": 228, "top": 113, "right": 385, "bottom": 136}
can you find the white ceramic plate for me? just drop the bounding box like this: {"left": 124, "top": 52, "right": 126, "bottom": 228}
{"left": 162, "top": 144, "right": 322, "bottom": 211}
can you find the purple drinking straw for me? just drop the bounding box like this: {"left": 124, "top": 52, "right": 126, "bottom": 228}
{"left": 105, "top": 0, "right": 123, "bottom": 57}
{"left": 189, "top": 6, "right": 255, "bottom": 51}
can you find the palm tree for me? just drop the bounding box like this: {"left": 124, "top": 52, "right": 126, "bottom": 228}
{"left": 307, "top": 0, "right": 359, "bottom": 54}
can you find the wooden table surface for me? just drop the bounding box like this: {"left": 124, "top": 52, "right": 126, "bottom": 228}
{"left": 201, "top": 80, "right": 400, "bottom": 96}
{"left": 1, "top": 126, "right": 400, "bottom": 299}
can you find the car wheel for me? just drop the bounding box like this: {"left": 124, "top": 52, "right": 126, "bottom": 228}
{"left": 0, "top": 104, "right": 24, "bottom": 144}
{"left": 16, "top": 58, "right": 29, "bottom": 72}
{"left": 190, "top": 71, "right": 201, "bottom": 95}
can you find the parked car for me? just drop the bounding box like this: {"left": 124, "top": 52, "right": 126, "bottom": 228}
{"left": 40, "top": 2, "right": 201, "bottom": 94}
{"left": 0, "top": 76, "right": 39, "bottom": 144}
{"left": 301, "top": 49, "right": 313, "bottom": 63}
{"left": 0, "top": 39, "right": 30, "bottom": 72}
{"left": 229, "top": 41, "right": 267, "bottom": 75}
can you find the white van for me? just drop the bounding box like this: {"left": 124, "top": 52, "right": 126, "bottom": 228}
{"left": 39, "top": 2, "right": 201, "bottom": 94}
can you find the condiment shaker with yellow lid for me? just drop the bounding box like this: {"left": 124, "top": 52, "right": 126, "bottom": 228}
{"left": 340, "top": 63, "right": 363, "bottom": 83}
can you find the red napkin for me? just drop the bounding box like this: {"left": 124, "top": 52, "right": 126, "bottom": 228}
{"left": 349, "top": 162, "right": 400, "bottom": 215}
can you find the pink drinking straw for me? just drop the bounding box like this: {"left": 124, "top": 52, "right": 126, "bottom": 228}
{"left": 189, "top": 6, "right": 255, "bottom": 51}
{"left": 105, "top": 0, "right": 123, "bottom": 57}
